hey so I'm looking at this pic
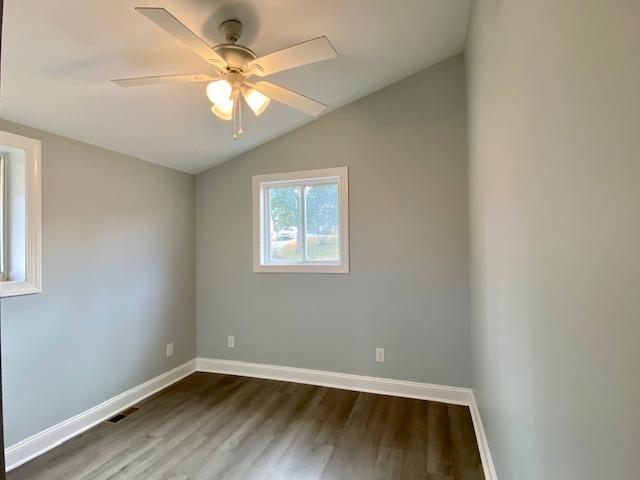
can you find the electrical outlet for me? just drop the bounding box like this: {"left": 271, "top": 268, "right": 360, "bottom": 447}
{"left": 166, "top": 343, "right": 174, "bottom": 357}
{"left": 376, "top": 348, "right": 385, "bottom": 363}
{"left": 228, "top": 335, "right": 235, "bottom": 348}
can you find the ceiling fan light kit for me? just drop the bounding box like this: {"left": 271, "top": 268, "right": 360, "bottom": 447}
{"left": 112, "top": 7, "right": 338, "bottom": 138}
{"left": 242, "top": 87, "right": 271, "bottom": 116}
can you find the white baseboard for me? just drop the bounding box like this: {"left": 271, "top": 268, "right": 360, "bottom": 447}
{"left": 5, "top": 357, "right": 497, "bottom": 480}
{"left": 198, "top": 357, "right": 497, "bottom": 479}
{"left": 196, "top": 357, "right": 473, "bottom": 405}
{"left": 469, "top": 391, "right": 498, "bottom": 480}
{"left": 4, "top": 359, "right": 197, "bottom": 472}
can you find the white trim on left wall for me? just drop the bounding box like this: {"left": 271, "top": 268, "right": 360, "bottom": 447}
{"left": 4, "top": 360, "right": 197, "bottom": 471}
{"left": 0, "top": 130, "right": 42, "bottom": 298}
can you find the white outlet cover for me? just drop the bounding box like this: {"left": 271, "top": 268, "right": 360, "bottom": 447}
{"left": 166, "top": 343, "right": 174, "bottom": 357}
{"left": 376, "top": 348, "right": 385, "bottom": 363}
{"left": 228, "top": 336, "right": 235, "bottom": 348}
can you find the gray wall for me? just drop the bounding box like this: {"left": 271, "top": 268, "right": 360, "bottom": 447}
{"left": 0, "top": 120, "right": 196, "bottom": 447}
{"left": 196, "top": 55, "right": 471, "bottom": 387}
{"left": 466, "top": 1, "right": 640, "bottom": 478}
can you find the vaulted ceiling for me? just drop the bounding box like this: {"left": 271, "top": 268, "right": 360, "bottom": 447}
{"left": 1, "top": 0, "right": 470, "bottom": 173}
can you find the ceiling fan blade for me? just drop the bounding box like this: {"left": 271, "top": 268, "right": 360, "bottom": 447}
{"left": 248, "top": 37, "right": 337, "bottom": 77}
{"left": 111, "top": 73, "right": 218, "bottom": 87}
{"left": 135, "top": 7, "right": 226, "bottom": 69}
{"left": 254, "top": 81, "right": 327, "bottom": 116}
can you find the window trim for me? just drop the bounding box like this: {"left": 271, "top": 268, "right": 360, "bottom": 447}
{"left": 252, "top": 167, "right": 349, "bottom": 273}
{"left": 0, "top": 154, "right": 7, "bottom": 281}
{"left": 0, "top": 131, "right": 42, "bottom": 297}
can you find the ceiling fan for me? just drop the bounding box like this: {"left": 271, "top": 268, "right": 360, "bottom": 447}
{"left": 112, "top": 8, "right": 338, "bottom": 138}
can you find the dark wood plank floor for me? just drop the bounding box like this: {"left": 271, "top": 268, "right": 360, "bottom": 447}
{"left": 8, "top": 372, "right": 484, "bottom": 480}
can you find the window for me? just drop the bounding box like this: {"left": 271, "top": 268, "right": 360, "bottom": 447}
{"left": 0, "top": 131, "right": 42, "bottom": 297}
{"left": 253, "top": 167, "right": 349, "bottom": 273}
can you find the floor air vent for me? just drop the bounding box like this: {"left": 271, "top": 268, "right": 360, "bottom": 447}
{"left": 107, "top": 406, "right": 140, "bottom": 423}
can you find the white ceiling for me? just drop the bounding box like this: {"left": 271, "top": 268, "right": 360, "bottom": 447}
{"left": 1, "top": 0, "right": 470, "bottom": 174}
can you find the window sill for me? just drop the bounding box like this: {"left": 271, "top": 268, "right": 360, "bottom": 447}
{"left": 253, "top": 263, "right": 349, "bottom": 274}
{"left": 0, "top": 280, "right": 42, "bottom": 298}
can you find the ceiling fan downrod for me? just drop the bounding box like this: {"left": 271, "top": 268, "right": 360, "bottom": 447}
{"left": 219, "top": 19, "right": 243, "bottom": 44}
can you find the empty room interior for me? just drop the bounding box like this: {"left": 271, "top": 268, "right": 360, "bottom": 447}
{"left": 0, "top": 1, "right": 637, "bottom": 479}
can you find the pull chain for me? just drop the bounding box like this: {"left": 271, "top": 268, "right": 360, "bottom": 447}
{"left": 232, "top": 92, "right": 239, "bottom": 140}
{"left": 232, "top": 90, "right": 244, "bottom": 140}
{"left": 238, "top": 97, "right": 244, "bottom": 136}
{"left": 233, "top": 101, "right": 237, "bottom": 140}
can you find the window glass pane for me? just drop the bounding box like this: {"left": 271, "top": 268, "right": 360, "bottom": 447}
{"left": 304, "top": 183, "right": 339, "bottom": 261}
{"left": 268, "top": 186, "right": 302, "bottom": 262}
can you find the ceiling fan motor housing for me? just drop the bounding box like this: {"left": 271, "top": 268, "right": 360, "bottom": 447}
{"left": 213, "top": 44, "right": 256, "bottom": 71}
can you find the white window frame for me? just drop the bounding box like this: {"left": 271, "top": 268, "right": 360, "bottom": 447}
{"left": 0, "top": 131, "right": 42, "bottom": 297}
{"left": 0, "top": 153, "right": 7, "bottom": 282}
{"left": 253, "top": 167, "right": 349, "bottom": 273}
